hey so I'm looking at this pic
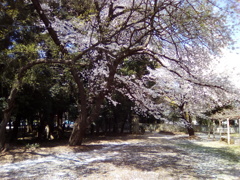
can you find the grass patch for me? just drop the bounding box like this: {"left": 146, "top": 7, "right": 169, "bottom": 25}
{"left": 231, "top": 133, "right": 240, "bottom": 137}
{"left": 25, "top": 143, "right": 40, "bottom": 150}
{"left": 177, "top": 141, "right": 240, "bottom": 163}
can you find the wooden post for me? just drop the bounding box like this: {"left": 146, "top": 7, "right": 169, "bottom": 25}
{"left": 213, "top": 120, "right": 216, "bottom": 140}
{"left": 208, "top": 119, "right": 211, "bottom": 139}
{"left": 227, "top": 118, "right": 230, "bottom": 145}
{"left": 239, "top": 119, "right": 240, "bottom": 134}
{"left": 219, "top": 120, "right": 222, "bottom": 140}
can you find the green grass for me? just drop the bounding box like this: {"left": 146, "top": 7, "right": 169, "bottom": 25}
{"left": 25, "top": 143, "right": 40, "bottom": 149}
{"left": 178, "top": 142, "right": 240, "bottom": 163}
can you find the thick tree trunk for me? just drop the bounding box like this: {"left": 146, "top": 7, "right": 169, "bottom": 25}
{"left": 56, "top": 113, "right": 64, "bottom": 138}
{"left": 10, "top": 115, "right": 21, "bottom": 141}
{"left": 27, "top": 117, "right": 34, "bottom": 133}
{"left": 132, "top": 115, "right": 140, "bottom": 134}
{"left": 186, "top": 117, "right": 195, "bottom": 136}
{"left": 0, "top": 110, "right": 12, "bottom": 151}
{"left": 69, "top": 117, "right": 87, "bottom": 145}
{"left": 180, "top": 103, "right": 195, "bottom": 136}
{"left": 68, "top": 67, "right": 88, "bottom": 146}
{"left": 0, "top": 86, "right": 18, "bottom": 151}
{"left": 187, "top": 126, "right": 195, "bottom": 136}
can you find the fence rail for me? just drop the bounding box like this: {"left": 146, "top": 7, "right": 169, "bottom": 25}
{"left": 142, "top": 124, "right": 240, "bottom": 134}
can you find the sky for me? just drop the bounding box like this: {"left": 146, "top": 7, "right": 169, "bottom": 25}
{"left": 212, "top": 0, "right": 240, "bottom": 88}
{"left": 215, "top": 45, "right": 240, "bottom": 88}
{"left": 214, "top": 0, "right": 240, "bottom": 88}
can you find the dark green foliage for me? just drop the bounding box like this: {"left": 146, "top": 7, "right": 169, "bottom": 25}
{"left": 120, "top": 55, "right": 157, "bottom": 78}
{"left": 204, "top": 104, "right": 233, "bottom": 116}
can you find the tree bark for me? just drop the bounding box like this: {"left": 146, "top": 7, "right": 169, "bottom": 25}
{"left": 186, "top": 115, "right": 195, "bottom": 136}
{"left": 69, "top": 67, "right": 88, "bottom": 145}
{"left": 132, "top": 115, "right": 140, "bottom": 134}
{"left": 31, "top": 0, "right": 67, "bottom": 54}
{"left": 0, "top": 85, "right": 19, "bottom": 151}
{"left": 187, "top": 125, "right": 195, "bottom": 136}
{"left": 27, "top": 117, "right": 34, "bottom": 133}
{"left": 69, "top": 117, "right": 87, "bottom": 145}
{"left": 180, "top": 102, "right": 195, "bottom": 136}
{"left": 10, "top": 115, "right": 21, "bottom": 141}
{"left": 0, "top": 109, "right": 12, "bottom": 150}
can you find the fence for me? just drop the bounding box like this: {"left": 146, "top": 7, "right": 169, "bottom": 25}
{"left": 193, "top": 125, "right": 239, "bottom": 134}
{"left": 141, "top": 123, "right": 186, "bottom": 133}
{"left": 142, "top": 123, "right": 240, "bottom": 134}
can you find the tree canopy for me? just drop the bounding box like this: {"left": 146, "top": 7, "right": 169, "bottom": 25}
{"left": 0, "top": 0, "right": 240, "bottom": 150}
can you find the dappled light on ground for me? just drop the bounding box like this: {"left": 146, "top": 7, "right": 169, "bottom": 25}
{"left": 0, "top": 132, "right": 239, "bottom": 180}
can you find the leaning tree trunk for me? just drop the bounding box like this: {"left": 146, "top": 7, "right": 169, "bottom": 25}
{"left": 69, "top": 117, "right": 88, "bottom": 145}
{"left": 0, "top": 109, "right": 13, "bottom": 151}
{"left": 68, "top": 64, "right": 108, "bottom": 145}
{"left": 68, "top": 66, "right": 89, "bottom": 146}
{"left": 0, "top": 86, "right": 19, "bottom": 151}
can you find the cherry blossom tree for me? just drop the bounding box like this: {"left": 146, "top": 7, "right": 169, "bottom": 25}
{"left": 30, "top": 0, "right": 240, "bottom": 145}
{"left": 142, "top": 67, "right": 239, "bottom": 135}
{"left": 1, "top": 0, "right": 239, "bottom": 149}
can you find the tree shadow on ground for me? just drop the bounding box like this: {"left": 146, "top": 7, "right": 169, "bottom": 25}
{"left": 177, "top": 141, "right": 240, "bottom": 163}
{"left": 1, "top": 132, "right": 239, "bottom": 179}
{"left": 81, "top": 135, "right": 240, "bottom": 179}
{"left": 174, "top": 140, "right": 240, "bottom": 178}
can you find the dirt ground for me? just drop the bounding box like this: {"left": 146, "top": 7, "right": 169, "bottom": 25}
{"left": 0, "top": 132, "right": 239, "bottom": 180}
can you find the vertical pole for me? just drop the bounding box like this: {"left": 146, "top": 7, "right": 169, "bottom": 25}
{"left": 208, "top": 119, "right": 211, "bottom": 139}
{"left": 239, "top": 119, "right": 240, "bottom": 134}
{"left": 227, "top": 118, "right": 230, "bottom": 145}
{"left": 213, "top": 119, "right": 216, "bottom": 140}
{"left": 219, "top": 120, "right": 222, "bottom": 140}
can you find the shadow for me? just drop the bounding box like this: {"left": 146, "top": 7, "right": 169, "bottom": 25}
{"left": 177, "top": 140, "right": 240, "bottom": 162}
{"left": 83, "top": 132, "right": 147, "bottom": 142}
{"left": 78, "top": 134, "right": 240, "bottom": 179}
{"left": 158, "top": 131, "right": 176, "bottom": 135}
{"left": 0, "top": 133, "right": 145, "bottom": 165}
{"left": 1, "top": 133, "right": 239, "bottom": 179}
